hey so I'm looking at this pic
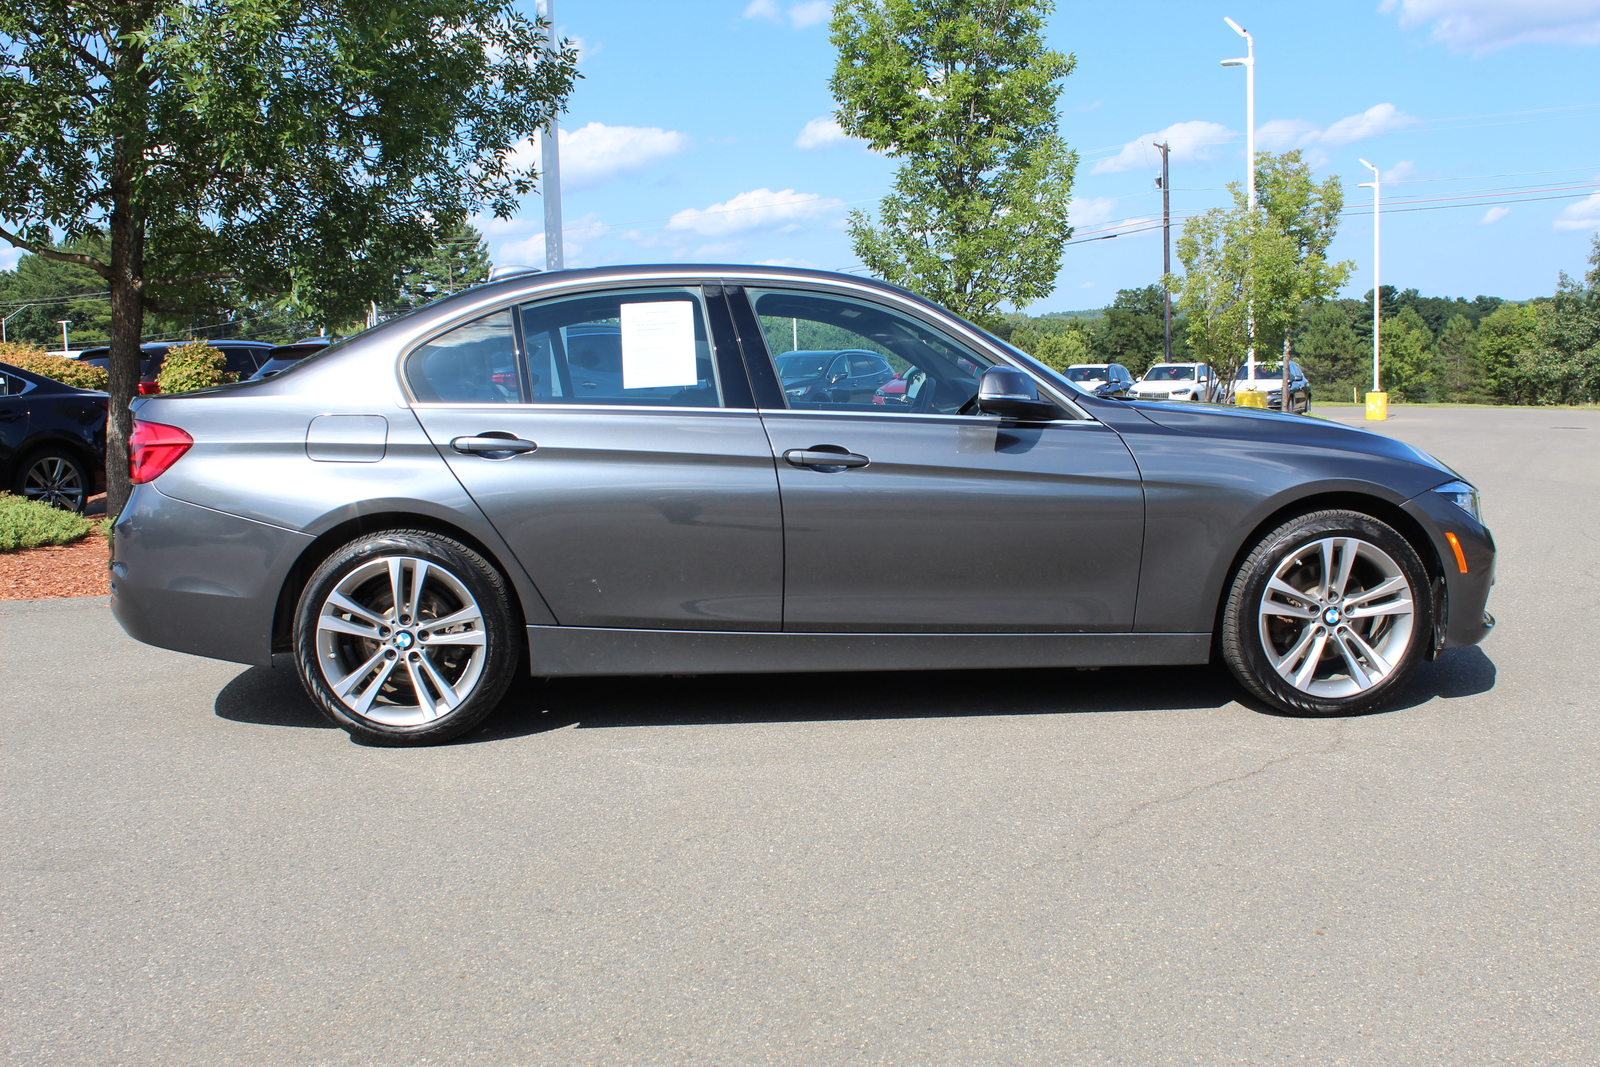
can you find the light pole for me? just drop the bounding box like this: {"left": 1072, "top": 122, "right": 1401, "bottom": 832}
{"left": 1, "top": 303, "right": 34, "bottom": 343}
{"left": 57, "top": 319, "right": 70, "bottom": 354}
{"left": 1153, "top": 141, "right": 1172, "bottom": 363}
{"left": 1221, "top": 16, "right": 1257, "bottom": 385}
{"left": 539, "top": 0, "right": 564, "bottom": 272}
{"left": 1358, "top": 157, "right": 1385, "bottom": 420}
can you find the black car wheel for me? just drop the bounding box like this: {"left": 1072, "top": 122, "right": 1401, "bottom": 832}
{"left": 1222, "top": 509, "right": 1431, "bottom": 717}
{"left": 294, "top": 530, "right": 518, "bottom": 745}
{"left": 15, "top": 447, "right": 91, "bottom": 513}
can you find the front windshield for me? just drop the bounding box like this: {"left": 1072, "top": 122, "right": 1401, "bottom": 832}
{"left": 1065, "top": 366, "right": 1107, "bottom": 381}
{"left": 1142, "top": 365, "right": 1194, "bottom": 381}
{"left": 776, "top": 353, "right": 831, "bottom": 379}
{"left": 1236, "top": 363, "right": 1285, "bottom": 380}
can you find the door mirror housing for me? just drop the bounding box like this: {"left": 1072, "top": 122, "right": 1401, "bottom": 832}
{"left": 976, "top": 366, "right": 1057, "bottom": 421}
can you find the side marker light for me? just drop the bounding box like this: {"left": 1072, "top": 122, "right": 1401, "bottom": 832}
{"left": 1444, "top": 531, "right": 1468, "bottom": 574}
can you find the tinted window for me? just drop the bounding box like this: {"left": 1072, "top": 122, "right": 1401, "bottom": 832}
{"left": 519, "top": 288, "right": 721, "bottom": 408}
{"left": 406, "top": 310, "right": 520, "bottom": 403}
{"left": 749, "top": 289, "right": 991, "bottom": 414}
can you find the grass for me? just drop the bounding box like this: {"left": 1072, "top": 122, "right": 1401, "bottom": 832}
{"left": 0, "top": 493, "right": 93, "bottom": 552}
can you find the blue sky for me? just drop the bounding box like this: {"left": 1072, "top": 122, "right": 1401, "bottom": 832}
{"left": 483, "top": 0, "right": 1600, "bottom": 313}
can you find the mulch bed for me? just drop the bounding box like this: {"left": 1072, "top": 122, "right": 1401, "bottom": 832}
{"left": 0, "top": 529, "right": 111, "bottom": 600}
{"left": 1, "top": 494, "right": 111, "bottom": 601}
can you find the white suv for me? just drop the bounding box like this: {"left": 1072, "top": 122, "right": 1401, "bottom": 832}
{"left": 1131, "top": 362, "right": 1218, "bottom": 403}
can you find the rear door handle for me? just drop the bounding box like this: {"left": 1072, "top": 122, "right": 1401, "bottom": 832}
{"left": 451, "top": 435, "right": 538, "bottom": 455}
{"left": 784, "top": 447, "right": 869, "bottom": 471}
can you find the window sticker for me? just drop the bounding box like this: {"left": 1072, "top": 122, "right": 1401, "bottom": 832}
{"left": 620, "top": 301, "right": 697, "bottom": 389}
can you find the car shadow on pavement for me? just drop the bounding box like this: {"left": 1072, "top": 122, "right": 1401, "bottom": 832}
{"left": 211, "top": 646, "right": 1497, "bottom": 743}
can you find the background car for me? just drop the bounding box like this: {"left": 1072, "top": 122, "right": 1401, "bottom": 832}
{"left": 247, "top": 338, "right": 336, "bottom": 381}
{"left": 1131, "top": 362, "right": 1219, "bottom": 403}
{"left": 777, "top": 349, "right": 896, "bottom": 405}
{"left": 80, "top": 339, "right": 274, "bottom": 394}
{"left": 0, "top": 360, "right": 107, "bottom": 512}
{"left": 1063, "top": 362, "right": 1134, "bottom": 397}
{"left": 108, "top": 264, "right": 1495, "bottom": 747}
{"left": 1232, "top": 361, "right": 1313, "bottom": 413}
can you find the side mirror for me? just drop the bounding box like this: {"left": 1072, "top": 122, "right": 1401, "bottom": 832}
{"left": 976, "top": 366, "right": 1057, "bottom": 420}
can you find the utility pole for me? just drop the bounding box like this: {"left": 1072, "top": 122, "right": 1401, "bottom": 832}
{"left": 1359, "top": 157, "right": 1385, "bottom": 420}
{"left": 1154, "top": 141, "right": 1172, "bottom": 364}
{"left": 539, "top": 0, "right": 564, "bottom": 271}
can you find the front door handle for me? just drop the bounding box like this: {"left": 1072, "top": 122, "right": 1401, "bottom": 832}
{"left": 451, "top": 434, "right": 538, "bottom": 456}
{"left": 784, "top": 447, "right": 869, "bottom": 471}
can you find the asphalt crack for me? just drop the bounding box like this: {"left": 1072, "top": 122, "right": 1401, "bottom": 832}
{"left": 1071, "top": 723, "right": 1349, "bottom": 859}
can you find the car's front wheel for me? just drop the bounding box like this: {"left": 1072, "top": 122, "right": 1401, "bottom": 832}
{"left": 1222, "top": 510, "right": 1431, "bottom": 717}
{"left": 294, "top": 530, "right": 519, "bottom": 745}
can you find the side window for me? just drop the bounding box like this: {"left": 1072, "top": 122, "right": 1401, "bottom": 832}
{"left": 519, "top": 288, "right": 722, "bottom": 408}
{"left": 405, "top": 310, "right": 519, "bottom": 403}
{"left": 218, "top": 347, "right": 262, "bottom": 379}
{"left": 748, "top": 288, "right": 992, "bottom": 414}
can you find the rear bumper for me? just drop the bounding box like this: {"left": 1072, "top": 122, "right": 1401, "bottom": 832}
{"left": 110, "top": 484, "right": 313, "bottom": 666}
{"left": 1402, "top": 491, "right": 1496, "bottom": 650}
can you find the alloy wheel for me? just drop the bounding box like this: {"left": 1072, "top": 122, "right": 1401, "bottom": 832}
{"left": 1257, "top": 536, "right": 1416, "bottom": 698}
{"left": 314, "top": 555, "right": 488, "bottom": 726}
{"left": 23, "top": 455, "right": 86, "bottom": 511}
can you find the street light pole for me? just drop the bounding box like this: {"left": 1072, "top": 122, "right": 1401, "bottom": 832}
{"left": 1222, "top": 17, "right": 1257, "bottom": 384}
{"left": 1154, "top": 141, "right": 1172, "bottom": 363}
{"left": 1, "top": 303, "right": 35, "bottom": 343}
{"left": 539, "top": 0, "right": 564, "bottom": 271}
{"left": 57, "top": 319, "right": 70, "bottom": 354}
{"left": 1359, "top": 157, "right": 1385, "bottom": 419}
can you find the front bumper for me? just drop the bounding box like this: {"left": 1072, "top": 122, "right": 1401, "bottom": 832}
{"left": 1402, "top": 490, "right": 1496, "bottom": 651}
{"left": 110, "top": 483, "right": 314, "bottom": 666}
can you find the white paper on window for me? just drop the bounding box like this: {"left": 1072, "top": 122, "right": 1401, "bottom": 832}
{"left": 620, "top": 301, "right": 698, "bottom": 389}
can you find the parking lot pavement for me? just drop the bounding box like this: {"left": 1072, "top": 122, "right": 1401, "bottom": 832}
{"left": 3, "top": 407, "right": 1597, "bottom": 1066}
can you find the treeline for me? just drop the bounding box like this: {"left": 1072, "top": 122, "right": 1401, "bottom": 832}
{"left": 1001, "top": 234, "right": 1600, "bottom": 406}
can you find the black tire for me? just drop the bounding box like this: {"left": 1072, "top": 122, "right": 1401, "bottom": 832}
{"left": 1221, "top": 509, "right": 1431, "bottom": 717}
{"left": 14, "top": 446, "right": 91, "bottom": 513}
{"left": 293, "top": 529, "right": 519, "bottom": 745}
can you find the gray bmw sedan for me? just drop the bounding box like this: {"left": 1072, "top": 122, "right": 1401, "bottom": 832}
{"left": 110, "top": 265, "right": 1495, "bottom": 745}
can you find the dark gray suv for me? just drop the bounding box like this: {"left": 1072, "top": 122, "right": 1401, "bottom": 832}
{"left": 110, "top": 265, "right": 1496, "bottom": 745}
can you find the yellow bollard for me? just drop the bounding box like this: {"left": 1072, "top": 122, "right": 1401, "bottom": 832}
{"left": 1365, "top": 391, "right": 1388, "bottom": 420}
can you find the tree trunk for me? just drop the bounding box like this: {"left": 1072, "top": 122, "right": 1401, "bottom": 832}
{"left": 104, "top": 175, "right": 145, "bottom": 519}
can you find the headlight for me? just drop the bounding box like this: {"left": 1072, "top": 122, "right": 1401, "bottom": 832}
{"left": 1171, "top": 387, "right": 1191, "bottom": 395}
{"left": 1434, "top": 480, "right": 1482, "bottom": 525}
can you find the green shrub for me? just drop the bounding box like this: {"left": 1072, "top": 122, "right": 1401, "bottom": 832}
{"left": 156, "top": 341, "right": 237, "bottom": 393}
{"left": 0, "top": 342, "right": 110, "bottom": 391}
{"left": 0, "top": 492, "right": 92, "bottom": 552}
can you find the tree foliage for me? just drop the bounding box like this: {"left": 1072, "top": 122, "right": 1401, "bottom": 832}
{"left": 0, "top": 1, "right": 578, "bottom": 513}
{"left": 830, "top": 0, "right": 1077, "bottom": 318}
{"left": 0, "top": 342, "right": 109, "bottom": 389}
{"left": 156, "top": 341, "right": 234, "bottom": 394}
{"left": 393, "top": 220, "right": 493, "bottom": 312}
{"left": 1169, "top": 151, "right": 1351, "bottom": 368}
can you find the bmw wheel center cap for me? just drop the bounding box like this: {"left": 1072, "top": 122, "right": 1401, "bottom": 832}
{"left": 1323, "top": 607, "right": 1341, "bottom": 626}
{"left": 394, "top": 631, "right": 414, "bottom": 649}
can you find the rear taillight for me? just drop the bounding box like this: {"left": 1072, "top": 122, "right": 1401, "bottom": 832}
{"left": 128, "top": 420, "right": 193, "bottom": 484}
{"left": 137, "top": 381, "right": 162, "bottom": 395}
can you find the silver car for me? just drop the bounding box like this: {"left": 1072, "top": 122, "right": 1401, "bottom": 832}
{"left": 111, "top": 265, "right": 1496, "bottom": 745}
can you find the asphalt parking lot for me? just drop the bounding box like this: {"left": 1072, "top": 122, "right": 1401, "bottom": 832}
{"left": 4, "top": 405, "right": 1597, "bottom": 1066}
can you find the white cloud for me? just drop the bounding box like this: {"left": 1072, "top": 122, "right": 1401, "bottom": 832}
{"left": 1068, "top": 196, "right": 1118, "bottom": 227}
{"left": 744, "top": 0, "right": 829, "bottom": 28}
{"left": 1257, "top": 104, "right": 1420, "bottom": 152}
{"left": 1480, "top": 205, "right": 1512, "bottom": 224}
{"left": 667, "top": 187, "right": 845, "bottom": 238}
{"left": 1383, "top": 160, "right": 1422, "bottom": 183}
{"left": 787, "top": 0, "right": 830, "bottom": 27}
{"left": 795, "top": 116, "right": 855, "bottom": 150}
{"left": 1554, "top": 191, "right": 1600, "bottom": 230}
{"left": 1093, "top": 120, "right": 1233, "bottom": 174}
{"left": 757, "top": 257, "right": 820, "bottom": 268}
{"left": 490, "top": 212, "right": 607, "bottom": 269}
{"left": 507, "top": 122, "right": 691, "bottom": 192}
{"left": 1381, "top": 0, "right": 1600, "bottom": 53}
{"left": 0, "top": 245, "right": 24, "bottom": 271}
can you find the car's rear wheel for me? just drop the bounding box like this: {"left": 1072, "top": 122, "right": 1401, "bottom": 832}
{"left": 15, "top": 447, "right": 91, "bottom": 513}
{"left": 294, "top": 530, "right": 518, "bottom": 745}
{"left": 1222, "top": 510, "right": 1430, "bottom": 717}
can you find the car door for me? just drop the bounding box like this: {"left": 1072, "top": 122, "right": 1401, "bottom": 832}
{"left": 0, "top": 370, "right": 29, "bottom": 473}
{"left": 406, "top": 285, "right": 784, "bottom": 631}
{"left": 731, "top": 285, "right": 1145, "bottom": 633}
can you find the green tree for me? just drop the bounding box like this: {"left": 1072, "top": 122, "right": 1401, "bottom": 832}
{"left": 393, "top": 220, "right": 494, "bottom": 312}
{"left": 1476, "top": 303, "right": 1543, "bottom": 404}
{"left": 829, "top": 0, "right": 1077, "bottom": 319}
{"left": 1170, "top": 151, "right": 1351, "bottom": 369}
{"left": 1432, "top": 314, "right": 1486, "bottom": 403}
{"left": 1, "top": 1, "right": 577, "bottom": 514}
{"left": 1541, "top": 233, "right": 1600, "bottom": 402}
{"left": 1093, "top": 284, "right": 1187, "bottom": 373}
{"left": 1009, "top": 319, "right": 1094, "bottom": 372}
{"left": 1296, "top": 300, "right": 1367, "bottom": 402}
{"left": 1381, "top": 307, "right": 1436, "bottom": 402}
